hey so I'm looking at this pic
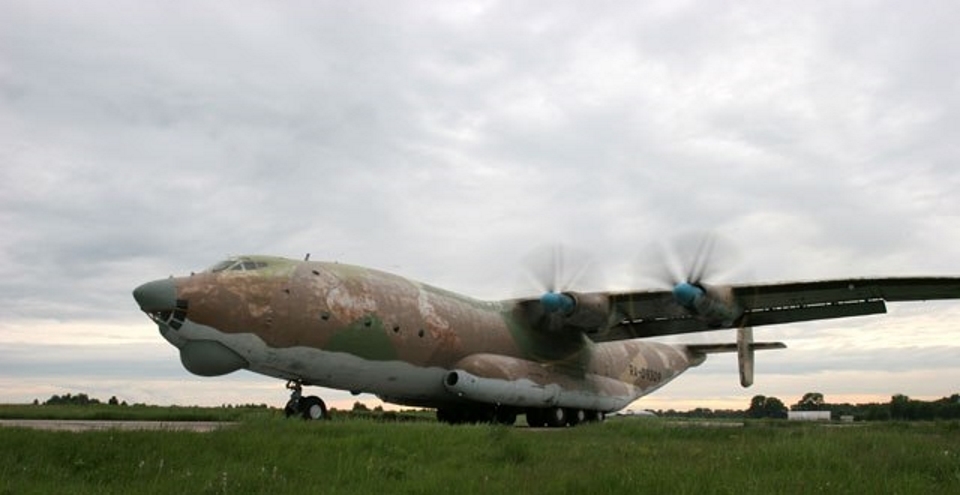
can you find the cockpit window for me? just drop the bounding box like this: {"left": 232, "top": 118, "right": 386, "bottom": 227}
{"left": 208, "top": 258, "right": 270, "bottom": 273}
{"left": 208, "top": 260, "right": 237, "bottom": 272}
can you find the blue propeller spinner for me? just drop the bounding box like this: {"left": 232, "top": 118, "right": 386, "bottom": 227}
{"left": 672, "top": 281, "right": 705, "bottom": 310}
{"left": 540, "top": 291, "right": 575, "bottom": 314}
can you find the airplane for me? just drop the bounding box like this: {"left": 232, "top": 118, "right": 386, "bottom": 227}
{"left": 132, "top": 252, "right": 960, "bottom": 426}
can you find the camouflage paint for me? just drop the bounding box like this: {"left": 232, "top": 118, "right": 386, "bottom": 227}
{"left": 135, "top": 256, "right": 746, "bottom": 412}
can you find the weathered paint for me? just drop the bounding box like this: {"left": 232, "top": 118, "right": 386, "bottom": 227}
{"left": 136, "top": 255, "right": 960, "bottom": 417}
{"left": 134, "top": 255, "right": 752, "bottom": 412}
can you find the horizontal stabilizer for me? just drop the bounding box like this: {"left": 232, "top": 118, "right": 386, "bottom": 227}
{"left": 686, "top": 342, "right": 786, "bottom": 354}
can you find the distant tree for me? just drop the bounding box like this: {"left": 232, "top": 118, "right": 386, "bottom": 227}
{"left": 793, "top": 392, "right": 825, "bottom": 411}
{"left": 108, "top": 396, "right": 119, "bottom": 406}
{"left": 352, "top": 401, "right": 370, "bottom": 412}
{"left": 890, "top": 394, "right": 911, "bottom": 420}
{"left": 32, "top": 399, "right": 39, "bottom": 406}
{"left": 44, "top": 393, "right": 101, "bottom": 406}
{"left": 940, "top": 395, "right": 960, "bottom": 419}
{"left": 747, "top": 395, "right": 767, "bottom": 419}
{"left": 762, "top": 397, "right": 788, "bottom": 419}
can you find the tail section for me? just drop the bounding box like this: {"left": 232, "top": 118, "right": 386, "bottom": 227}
{"left": 738, "top": 326, "right": 754, "bottom": 387}
{"left": 686, "top": 332, "right": 785, "bottom": 388}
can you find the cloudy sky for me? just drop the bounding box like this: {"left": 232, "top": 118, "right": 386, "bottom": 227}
{"left": 2, "top": 0, "right": 959, "bottom": 411}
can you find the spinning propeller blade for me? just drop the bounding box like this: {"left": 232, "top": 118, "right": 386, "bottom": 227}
{"left": 639, "top": 232, "right": 742, "bottom": 310}
{"left": 523, "top": 244, "right": 596, "bottom": 315}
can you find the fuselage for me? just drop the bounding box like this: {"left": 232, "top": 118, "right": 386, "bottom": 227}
{"left": 134, "top": 255, "right": 704, "bottom": 412}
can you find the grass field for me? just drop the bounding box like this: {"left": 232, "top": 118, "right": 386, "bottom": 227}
{"left": 2, "top": 412, "right": 959, "bottom": 494}
{"left": 0, "top": 403, "right": 258, "bottom": 422}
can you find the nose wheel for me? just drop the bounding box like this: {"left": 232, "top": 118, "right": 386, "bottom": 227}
{"left": 283, "top": 380, "right": 328, "bottom": 420}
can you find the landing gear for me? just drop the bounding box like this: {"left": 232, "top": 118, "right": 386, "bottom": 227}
{"left": 524, "top": 407, "right": 605, "bottom": 427}
{"left": 584, "top": 410, "right": 606, "bottom": 423}
{"left": 567, "top": 408, "right": 586, "bottom": 426}
{"left": 283, "top": 380, "right": 328, "bottom": 420}
{"left": 436, "top": 404, "right": 518, "bottom": 425}
{"left": 299, "top": 396, "right": 327, "bottom": 420}
{"left": 525, "top": 408, "right": 547, "bottom": 427}
{"left": 544, "top": 407, "right": 568, "bottom": 427}
{"left": 495, "top": 407, "right": 518, "bottom": 426}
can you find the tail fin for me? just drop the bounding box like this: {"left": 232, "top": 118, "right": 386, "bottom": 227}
{"left": 686, "top": 333, "right": 786, "bottom": 388}
{"left": 738, "top": 326, "right": 754, "bottom": 387}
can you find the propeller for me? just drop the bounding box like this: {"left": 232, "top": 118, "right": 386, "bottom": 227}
{"left": 640, "top": 232, "right": 740, "bottom": 311}
{"left": 641, "top": 232, "right": 757, "bottom": 386}
{"left": 522, "top": 244, "right": 597, "bottom": 316}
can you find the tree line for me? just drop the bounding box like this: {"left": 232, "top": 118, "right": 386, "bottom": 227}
{"left": 38, "top": 393, "right": 125, "bottom": 406}
{"left": 36, "top": 391, "right": 960, "bottom": 421}
{"left": 655, "top": 392, "right": 960, "bottom": 421}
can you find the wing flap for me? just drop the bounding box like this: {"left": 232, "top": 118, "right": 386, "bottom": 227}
{"left": 595, "top": 277, "right": 960, "bottom": 341}
{"left": 735, "top": 277, "right": 960, "bottom": 307}
{"left": 743, "top": 299, "right": 887, "bottom": 326}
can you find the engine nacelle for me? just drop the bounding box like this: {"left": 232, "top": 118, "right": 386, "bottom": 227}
{"left": 673, "top": 283, "right": 743, "bottom": 327}
{"left": 564, "top": 292, "right": 611, "bottom": 330}
{"left": 539, "top": 291, "right": 611, "bottom": 332}
{"left": 443, "top": 354, "right": 632, "bottom": 412}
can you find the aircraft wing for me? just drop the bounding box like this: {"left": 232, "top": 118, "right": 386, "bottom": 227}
{"left": 595, "top": 277, "right": 960, "bottom": 342}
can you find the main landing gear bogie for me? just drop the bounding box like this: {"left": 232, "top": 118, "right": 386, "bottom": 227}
{"left": 284, "top": 380, "right": 328, "bottom": 420}
{"left": 525, "top": 407, "right": 605, "bottom": 428}
{"left": 437, "top": 403, "right": 604, "bottom": 427}
{"left": 436, "top": 404, "right": 518, "bottom": 425}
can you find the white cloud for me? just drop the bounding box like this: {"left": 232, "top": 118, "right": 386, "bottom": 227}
{"left": 1, "top": 0, "right": 959, "bottom": 409}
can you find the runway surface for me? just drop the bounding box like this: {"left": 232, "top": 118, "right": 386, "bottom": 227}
{"left": 0, "top": 419, "right": 236, "bottom": 432}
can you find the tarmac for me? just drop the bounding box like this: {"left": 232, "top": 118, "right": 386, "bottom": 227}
{"left": 0, "top": 419, "right": 235, "bottom": 432}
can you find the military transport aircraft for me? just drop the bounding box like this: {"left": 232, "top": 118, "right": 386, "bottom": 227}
{"left": 132, "top": 253, "right": 960, "bottom": 426}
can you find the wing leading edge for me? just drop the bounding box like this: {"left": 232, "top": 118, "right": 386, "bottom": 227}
{"left": 595, "top": 277, "right": 960, "bottom": 342}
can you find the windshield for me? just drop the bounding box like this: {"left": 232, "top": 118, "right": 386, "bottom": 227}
{"left": 207, "top": 258, "right": 269, "bottom": 273}
{"left": 208, "top": 259, "right": 235, "bottom": 272}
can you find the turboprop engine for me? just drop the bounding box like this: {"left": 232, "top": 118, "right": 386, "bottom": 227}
{"left": 672, "top": 282, "right": 743, "bottom": 328}
{"left": 539, "top": 291, "right": 611, "bottom": 332}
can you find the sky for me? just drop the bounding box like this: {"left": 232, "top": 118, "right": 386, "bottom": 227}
{"left": 2, "top": 0, "right": 959, "bottom": 411}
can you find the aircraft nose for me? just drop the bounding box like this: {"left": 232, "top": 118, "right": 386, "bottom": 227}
{"left": 133, "top": 278, "right": 177, "bottom": 312}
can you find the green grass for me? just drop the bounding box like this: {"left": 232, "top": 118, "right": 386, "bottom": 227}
{"left": 0, "top": 404, "right": 263, "bottom": 422}
{"left": 2, "top": 415, "right": 959, "bottom": 494}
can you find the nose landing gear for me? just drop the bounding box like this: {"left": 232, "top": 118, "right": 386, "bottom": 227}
{"left": 283, "top": 380, "right": 328, "bottom": 420}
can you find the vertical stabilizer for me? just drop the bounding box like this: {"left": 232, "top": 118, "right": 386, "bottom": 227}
{"left": 737, "top": 326, "right": 754, "bottom": 387}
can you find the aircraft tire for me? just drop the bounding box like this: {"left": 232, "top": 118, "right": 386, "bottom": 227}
{"left": 545, "top": 407, "right": 568, "bottom": 428}
{"left": 566, "top": 408, "right": 586, "bottom": 426}
{"left": 471, "top": 406, "right": 495, "bottom": 424}
{"left": 300, "top": 396, "right": 327, "bottom": 420}
{"left": 525, "top": 408, "right": 546, "bottom": 428}
{"left": 437, "top": 406, "right": 468, "bottom": 424}
{"left": 495, "top": 408, "right": 517, "bottom": 426}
